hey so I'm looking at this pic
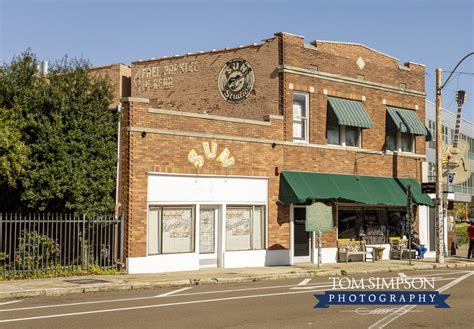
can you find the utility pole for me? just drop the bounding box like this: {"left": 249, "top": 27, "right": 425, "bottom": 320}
{"left": 407, "top": 184, "right": 413, "bottom": 266}
{"left": 433, "top": 52, "right": 473, "bottom": 264}
{"left": 435, "top": 68, "right": 445, "bottom": 264}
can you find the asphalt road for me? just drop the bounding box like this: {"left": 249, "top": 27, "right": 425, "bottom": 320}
{"left": 0, "top": 269, "right": 472, "bottom": 329}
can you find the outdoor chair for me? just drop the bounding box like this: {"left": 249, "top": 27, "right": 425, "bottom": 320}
{"left": 337, "top": 239, "right": 374, "bottom": 263}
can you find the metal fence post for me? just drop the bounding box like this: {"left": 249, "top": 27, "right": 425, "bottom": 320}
{"left": 120, "top": 213, "right": 124, "bottom": 266}
{"left": 81, "top": 214, "right": 86, "bottom": 270}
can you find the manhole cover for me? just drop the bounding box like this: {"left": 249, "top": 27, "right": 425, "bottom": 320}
{"left": 65, "top": 279, "right": 110, "bottom": 285}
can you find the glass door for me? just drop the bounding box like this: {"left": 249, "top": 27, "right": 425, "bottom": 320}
{"left": 200, "top": 208, "right": 216, "bottom": 254}
{"left": 199, "top": 207, "right": 218, "bottom": 267}
{"left": 294, "top": 207, "right": 310, "bottom": 262}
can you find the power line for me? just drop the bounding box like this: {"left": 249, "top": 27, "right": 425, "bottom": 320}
{"left": 444, "top": 71, "right": 474, "bottom": 75}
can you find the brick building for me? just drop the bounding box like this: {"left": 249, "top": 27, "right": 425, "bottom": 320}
{"left": 97, "top": 32, "right": 433, "bottom": 273}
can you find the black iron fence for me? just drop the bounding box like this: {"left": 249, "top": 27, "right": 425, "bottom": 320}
{"left": 0, "top": 213, "right": 124, "bottom": 278}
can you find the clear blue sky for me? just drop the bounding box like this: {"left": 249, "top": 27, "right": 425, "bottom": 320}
{"left": 1, "top": 0, "right": 473, "bottom": 120}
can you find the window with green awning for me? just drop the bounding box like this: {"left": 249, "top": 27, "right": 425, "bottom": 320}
{"left": 279, "top": 171, "right": 433, "bottom": 206}
{"left": 328, "top": 97, "right": 373, "bottom": 129}
{"left": 386, "top": 106, "right": 427, "bottom": 136}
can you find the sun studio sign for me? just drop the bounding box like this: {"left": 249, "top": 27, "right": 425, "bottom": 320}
{"left": 218, "top": 59, "right": 255, "bottom": 104}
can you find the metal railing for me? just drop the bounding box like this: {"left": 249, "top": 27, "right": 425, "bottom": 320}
{"left": 0, "top": 213, "right": 124, "bottom": 278}
{"left": 452, "top": 185, "right": 474, "bottom": 195}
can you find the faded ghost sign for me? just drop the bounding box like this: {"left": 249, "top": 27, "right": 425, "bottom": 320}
{"left": 134, "top": 61, "right": 199, "bottom": 92}
{"left": 218, "top": 59, "right": 255, "bottom": 104}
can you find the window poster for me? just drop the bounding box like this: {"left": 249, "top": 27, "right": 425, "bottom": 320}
{"left": 226, "top": 208, "right": 251, "bottom": 236}
{"left": 162, "top": 208, "right": 193, "bottom": 238}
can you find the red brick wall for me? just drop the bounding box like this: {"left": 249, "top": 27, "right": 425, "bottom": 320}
{"left": 131, "top": 39, "right": 280, "bottom": 120}
{"left": 119, "top": 32, "right": 427, "bottom": 258}
{"left": 90, "top": 64, "right": 131, "bottom": 108}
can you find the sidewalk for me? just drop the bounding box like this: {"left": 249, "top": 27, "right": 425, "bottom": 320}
{"left": 1, "top": 256, "right": 473, "bottom": 300}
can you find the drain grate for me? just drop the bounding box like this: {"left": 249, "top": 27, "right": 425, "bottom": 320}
{"left": 65, "top": 279, "right": 110, "bottom": 285}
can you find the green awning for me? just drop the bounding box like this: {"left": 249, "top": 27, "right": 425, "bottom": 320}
{"left": 279, "top": 171, "right": 433, "bottom": 206}
{"left": 328, "top": 97, "right": 373, "bottom": 128}
{"left": 387, "top": 106, "right": 427, "bottom": 135}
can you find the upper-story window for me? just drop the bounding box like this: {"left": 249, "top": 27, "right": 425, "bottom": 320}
{"left": 386, "top": 106, "right": 428, "bottom": 153}
{"left": 442, "top": 125, "right": 449, "bottom": 144}
{"left": 326, "top": 97, "right": 372, "bottom": 148}
{"left": 428, "top": 120, "right": 436, "bottom": 149}
{"left": 293, "top": 93, "right": 309, "bottom": 143}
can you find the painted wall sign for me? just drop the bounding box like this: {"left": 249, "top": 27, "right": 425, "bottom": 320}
{"left": 218, "top": 59, "right": 255, "bottom": 104}
{"left": 188, "top": 141, "right": 235, "bottom": 168}
{"left": 305, "top": 202, "right": 333, "bottom": 233}
{"left": 134, "top": 61, "right": 199, "bottom": 92}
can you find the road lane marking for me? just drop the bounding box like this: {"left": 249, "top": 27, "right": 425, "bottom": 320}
{"left": 368, "top": 270, "right": 474, "bottom": 329}
{"left": 0, "top": 287, "right": 333, "bottom": 323}
{"left": 0, "top": 282, "right": 324, "bottom": 313}
{"left": 0, "top": 270, "right": 465, "bottom": 314}
{"left": 291, "top": 284, "right": 334, "bottom": 290}
{"left": 0, "top": 300, "right": 22, "bottom": 306}
{"left": 156, "top": 287, "right": 192, "bottom": 297}
{"left": 297, "top": 278, "right": 311, "bottom": 286}
{"left": 1, "top": 271, "right": 467, "bottom": 324}
{"left": 397, "top": 273, "right": 407, "bottom": 277}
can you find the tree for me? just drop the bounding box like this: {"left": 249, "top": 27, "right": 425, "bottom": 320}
{"left": 0, "top": 108, "right": 29, "bottom": 188}
{"left": 0, "top": 51, "right": 119, "bottom": 215}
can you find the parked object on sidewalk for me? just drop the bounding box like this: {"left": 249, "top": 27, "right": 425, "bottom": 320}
{"left": 389, "top": 238, "right": 416, "bottom": 260}
{"left": 337, "top": 239, "right": 374, "bottom": 263}
{"left": 372, "top": 246, "right": 385, "bottom": 261}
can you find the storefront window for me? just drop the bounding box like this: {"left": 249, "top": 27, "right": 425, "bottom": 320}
{"left": 387, "top": 209, "right": 408, "bottom": 237}
{"left": 338, "top": 207, "right": 407, "bottom": 243}
{"left": 148, "top": 206, "right": 194, "bottom": 255}
{"left": 363, "top": 209, "right": 387, "bottom": 244}
{"left": 338, "top": 208, "right": 362, "bottom": 239}
{"left": 226, "top": 206, "right": 265, "bottom": 251}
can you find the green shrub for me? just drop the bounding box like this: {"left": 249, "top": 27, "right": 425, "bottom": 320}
{"left": 456, "top": 223, "right": 469, "bottom": 246}
{"left": 14, "top": 230, "right": 61, "bottom": 271}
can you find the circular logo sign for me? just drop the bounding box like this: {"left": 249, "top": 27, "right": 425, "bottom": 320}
{"left": 218, "top": 59, "right": 255, "bottom": 104}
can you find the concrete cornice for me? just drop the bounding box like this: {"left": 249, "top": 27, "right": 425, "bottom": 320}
{"left": 279, "top": 65, "right": 426, "bottom": 98}
{"left": 129, "top": 126, "right": 426, "bottom": 160}
{"left": 148, "top": 108, "right": 281, "bottom": 126}
{"left": 121, "top": 97, "right": 150, "bottom": 104}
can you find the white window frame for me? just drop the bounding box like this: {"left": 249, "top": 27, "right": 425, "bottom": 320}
{"left": 328, "top": 125, "right": 362, "bottom": 148}
{"left": 385, "top": 130, "right": 415, "bottom": 153}
{"left": 441, "top": 125, "right": 449, "bottom": 144}
{"left": 397, "top": 132, "right": 415, "bottom": 153}
{"left": 341, "top": 126, "right": 362, "bottom": 148}
{"left": 147, "top": 205, "right": 195, "bottom": 255}
{"left": 292, "top": 92, "right": 309, "bottom": 143}
{"left": 225, "top": 205, "right": 266, "bottom": 251}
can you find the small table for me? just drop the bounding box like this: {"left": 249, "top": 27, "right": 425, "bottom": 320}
{"left": 372, "top": 247, "right": 385, "bottom": 261}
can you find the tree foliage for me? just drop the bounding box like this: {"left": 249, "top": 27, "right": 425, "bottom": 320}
{"left": 0, "top": 50, "right": 118, "bottom": 215}
{"left": 0, "top": 108, "right": 29, "bottom": 187}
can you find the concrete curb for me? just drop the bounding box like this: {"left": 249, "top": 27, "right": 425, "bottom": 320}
{"left": 1, "top": 262, "right": 473, "bottom": 299}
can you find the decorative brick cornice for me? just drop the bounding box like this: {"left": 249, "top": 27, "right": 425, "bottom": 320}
{"left": 279, "top": 65, "right": 425, "bottom": 97}
{"left": 129, "top": 126, "right": 426, "bottom": 160}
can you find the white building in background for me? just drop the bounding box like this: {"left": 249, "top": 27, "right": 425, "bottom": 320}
{"left": 422, "top": 99, "right": 474, "bottom": 256}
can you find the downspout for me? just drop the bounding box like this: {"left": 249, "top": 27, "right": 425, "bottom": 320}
{"left": 115, "top": 103, "right": 122, "bottom": 213}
